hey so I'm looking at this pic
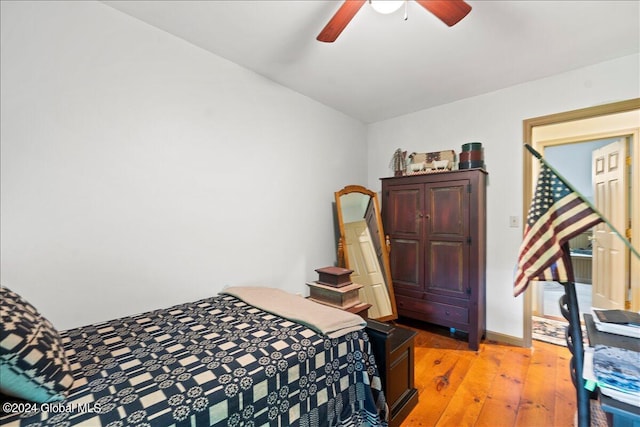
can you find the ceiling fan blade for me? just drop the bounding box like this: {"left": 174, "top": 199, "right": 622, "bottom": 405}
{"left": 317, "top": 0, "right": 366, "bottom": 43}
{"left": 415, "top": 0, "right": 472, "bottom": 27}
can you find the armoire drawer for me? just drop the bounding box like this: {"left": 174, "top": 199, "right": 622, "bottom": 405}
{"left": 396, "top": 295, "right": 469, "bottom": 325}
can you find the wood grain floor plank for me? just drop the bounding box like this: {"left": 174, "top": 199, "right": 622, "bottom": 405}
{"left": 475, "top": 345, "right": 531, "bottom": 427}
{"left": 514, "top": 339, "right": 559, "bottom": 426}
{"left": 396, "top": 320, "right": 576, "bottom": 427}
{"left": 552, "top": 343, "right": 577, "bottom": 427}
{"left": 435, "top": 343, "right": 502, "bottom": 427}
{"left": 404, "top": 345, "right": 474, "bottom": 425}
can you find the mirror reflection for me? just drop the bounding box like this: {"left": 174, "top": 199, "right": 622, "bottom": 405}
{"left": 335, "top": 185, "right": 397, "bottom": 322}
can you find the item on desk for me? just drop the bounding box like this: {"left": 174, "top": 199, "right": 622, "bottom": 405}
{"left": 592, "top": 344, "right": 640, "bottom": 408}
{"left": 594, "top": 309, "right": 640, "bottom": 326}
{"left": 593, "top": 345, "right": 640, "bottom": 393}
{"left": 591, "top": 308, "right": 640, "bottom": 339}
{"left": 584, "top": 347, "right": 640, "bottom": 408}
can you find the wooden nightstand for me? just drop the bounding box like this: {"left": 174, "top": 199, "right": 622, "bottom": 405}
{"left": 366, "top": 320, "right": 418, "bottom": 427}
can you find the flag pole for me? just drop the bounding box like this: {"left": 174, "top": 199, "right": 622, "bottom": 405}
{"left": 524, "top": 143, "right": 640, "bottom": 260}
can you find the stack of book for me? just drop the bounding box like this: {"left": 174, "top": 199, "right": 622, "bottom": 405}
{"left": 584, "top": 344, "right": 640, "bottom": 407}
{"left": 591, "top": 308, "right": 640, "bottom": 338}
{"left": 307, "top": 266, "right": 363, "bottom": 310}
{"left": 583, "top": 308, "right": 640, "bottom": 407}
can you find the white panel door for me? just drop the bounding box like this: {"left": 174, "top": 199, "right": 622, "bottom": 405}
{"left": 592, "top": 139, "right": 628, "bottom": 309}
{"left": 344, "top": 220, "right": 392, "bottom": 318}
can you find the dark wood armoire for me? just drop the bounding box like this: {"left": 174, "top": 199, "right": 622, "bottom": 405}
{"left": 381, "top": 169, "right": 487, "bottom": 350}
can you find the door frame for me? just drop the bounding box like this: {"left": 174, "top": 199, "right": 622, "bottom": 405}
{"left": 521, "top": 98, "right": 640, "bottom": 348}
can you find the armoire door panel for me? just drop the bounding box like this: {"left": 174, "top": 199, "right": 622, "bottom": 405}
{"left": 387, "top": 186, "right": 422, "bottom": 236}
{"left": 426, "top": 181, "right": 469, "bottom": 238}
{"left": 390, "top": 239, "right": 421, "bottom": 289}
{"left": 428, "top": 241, "right": 468, "bottom": 298}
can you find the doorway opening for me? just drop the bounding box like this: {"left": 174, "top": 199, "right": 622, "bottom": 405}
{"left": 535, "top": 138, "right": 625, "bottom": 322}
{"left": 522, "top": 98, "right": 640, "bottom": 348}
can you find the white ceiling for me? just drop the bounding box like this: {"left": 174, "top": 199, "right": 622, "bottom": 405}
{"left": 103, "top": 1, "right": 640, "bottom": 123}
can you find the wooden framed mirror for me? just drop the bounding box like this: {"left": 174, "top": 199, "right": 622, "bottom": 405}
{"left": 335, "top": 185, "right": 398, "bottom": 322}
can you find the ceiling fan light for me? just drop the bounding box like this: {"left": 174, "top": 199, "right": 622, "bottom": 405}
{"left": 370, "top": 0, "right": 404, "bottom": 15}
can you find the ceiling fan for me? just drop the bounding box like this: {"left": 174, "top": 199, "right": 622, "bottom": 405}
{"left": 317, "top": 0, "right": 472, "bottom": 43}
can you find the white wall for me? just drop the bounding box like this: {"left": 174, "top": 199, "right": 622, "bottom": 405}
{"left": 367, "top": 53, "right": 640, "bottom": 339}
{"left": 0, "top": 1, "right": 366, "bottom": 330}
{"left": 3, "top": 1, "right": 638, "bottom": 343}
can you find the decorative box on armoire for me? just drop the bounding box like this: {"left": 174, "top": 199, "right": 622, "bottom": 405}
{"left": 381, "top": 169, "right": 487, "bottom": 350}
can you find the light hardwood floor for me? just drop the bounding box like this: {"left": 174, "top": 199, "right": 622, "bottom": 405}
{"left": 396, "top": 319, "right": 576, "bottom": 427}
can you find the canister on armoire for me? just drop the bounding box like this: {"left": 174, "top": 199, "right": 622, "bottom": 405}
{"left": 459, "top": 142, "right": 484, "bottom": 169}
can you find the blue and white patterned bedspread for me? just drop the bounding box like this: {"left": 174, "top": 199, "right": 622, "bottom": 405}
{"left": 0, "top": 294, "right": 387, "bottom": 426}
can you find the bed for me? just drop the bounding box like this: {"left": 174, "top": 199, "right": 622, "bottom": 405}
{"left": 0, "top": 286, "right": 387, "bottom": 426}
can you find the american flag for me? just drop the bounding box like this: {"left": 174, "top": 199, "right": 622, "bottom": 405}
{"left": 514, "top": 163, "right": 602, "bottom": 297}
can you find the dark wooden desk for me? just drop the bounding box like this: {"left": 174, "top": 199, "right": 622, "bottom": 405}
{"left": 583, "top": 314, "right": 640, "bottom": 427}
